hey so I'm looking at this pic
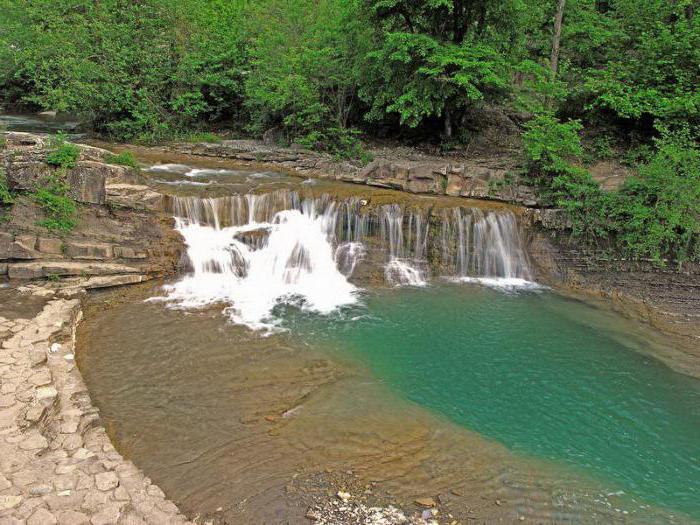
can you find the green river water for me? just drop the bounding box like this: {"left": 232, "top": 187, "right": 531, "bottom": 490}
{"left": 288, "top": 283, "right": 700, "bottom": 520}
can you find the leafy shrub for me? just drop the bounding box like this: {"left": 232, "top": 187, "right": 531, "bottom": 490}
{"left": 45, "top": 134, "right": 80, "bottom": 169}
{"left": 104, "top": 151, "right": 139, "bottom": 168}
{"left": 610, "top": 133, "right": 700, "bottom": 263}
{"left": 0, "top": 168, "right": 13, "bottom": 205}
{"left": 34, "top": 174, "right": 77, "bottom": 231}
{"left": 297, "top": 127, "right": 372, "bottom": 163}
{"left": 526, "top": 118, "right": 700, "bottom": 264}
{"left": 524, "top": 114, "right": 583, "bottom": 174}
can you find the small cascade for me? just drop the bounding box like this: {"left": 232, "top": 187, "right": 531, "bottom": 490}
{"left": 440, "top": 208, "right": 532, "bottom": 285}
{"left": 160, "top": 191, "right": 367, "bottom": 330}
{"left": 380, "top": 204, "right": 429, "bottom": 286}
{"left": 159, "top": 190, "right": 536, "bottom": 329}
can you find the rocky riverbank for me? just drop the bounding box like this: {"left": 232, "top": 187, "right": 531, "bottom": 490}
{"left": 0, "top": 286, "right": 192, "bottom": 524}
{"left": 134, "top": 139, "right": 540, "bottom": 207}
{"left": 1, "top": 132, "right": 182, "bottom": 285}
{"left": 526, "top": 214, "right": 700, "bottom": 378}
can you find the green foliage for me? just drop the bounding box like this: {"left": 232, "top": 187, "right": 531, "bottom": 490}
{"left": 45, "top": 134, "right": 80, "bottom": 169}
{"left": 524, "top": 114, "right": 583, "bottom": 174}
{"left": 360, "top": 0, "right": 518, "bottom": 136}
{"left": 611, "top": 132, "right": 700, "bottom": 262}
{"left": 34, "top": 174, "right": 77, "bottom": 232}
{"left": 180, "top": 132, "right": 223, "bottom": 144}
{"left": 1, "top": 0, "right": 698, "bottom": 260}
{"left": 243, "top": 0, "right": 370, "bottom": 149}
{"left": 0, "top": 168, "right": 13, "bottom": 205}
{"left": 104, "top": 151, "right": 139, "bottom": 168}
{"left": 525, "top": 117, "right": 700, "bottom": 264}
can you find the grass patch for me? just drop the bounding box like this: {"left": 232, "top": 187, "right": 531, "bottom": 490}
{"left": 34, "top": 174, "right": 77, "bottom": 232}
{"left": 0, "top": 169, "right": 14, "bottom": 205}
{"left": 104, "top": 151, "right": 139, "bottom": 168}
{"left": 45, "top": 133, "right": 80, "bottom": 169}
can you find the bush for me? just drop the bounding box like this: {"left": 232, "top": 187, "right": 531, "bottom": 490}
{"left": 610, "top": 133, "right": 700, "bottom": 263}
{"left": 104, "top": 151, "right": 139, "bottom": 168}
{"left": 524, "top": 114, "right": 583, "bottom": 174}
{"left": 526, "top": 118, "right": 700, "bottom": 264}
{"left": 180, "top": 132, "right": 222, "bottom": 144}
{"left": 0, "top": 168, "right": 13, "bottom": 205}
{"left": 297, "top": 127, "right": 372, "bottom": 163}
{"left": 34, "top": 174, "right": 77, "bottom": 232}
{"left": 45, "top": 134, "right": 80, "bottom": 169}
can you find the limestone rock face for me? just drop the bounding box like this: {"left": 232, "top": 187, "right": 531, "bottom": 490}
{"left": 172, "top": 140, "right": 540, "bottom": 206}
{"left": 2, "top": 132, "right": 124, "bottom": 205}
{"left": 1, "top": 132, "right": 184, "bottom": 283}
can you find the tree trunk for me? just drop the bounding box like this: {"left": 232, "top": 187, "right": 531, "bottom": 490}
{"left": 550, "top": 0, "right": 566, "bottom": 76}
{"left": 444, "top": 106, "right": 453, "bottom": 139}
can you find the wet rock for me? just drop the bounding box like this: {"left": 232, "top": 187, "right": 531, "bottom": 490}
{"left": 414, "top": 497, "right": 436, "bottom": 507}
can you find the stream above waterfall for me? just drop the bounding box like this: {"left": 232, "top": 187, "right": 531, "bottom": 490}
{"left": 75, "top": 159, "right": 700, "bottom": 524}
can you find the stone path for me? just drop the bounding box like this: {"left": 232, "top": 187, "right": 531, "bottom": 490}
{"left": 0, "top": 296, "right": 193, "bottom": 524}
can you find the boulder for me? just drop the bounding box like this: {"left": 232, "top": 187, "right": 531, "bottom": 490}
{"left": 64, "top": 242, "right": 113, "bottom": 260}
{"left": 7, "top": 261, "right": 141, "bottom": 280}
{"left": 36, "top": 238, "right": 64, "bottom": 255}
{"left": 66, "top": 162, "right": 107, "bottom": 204}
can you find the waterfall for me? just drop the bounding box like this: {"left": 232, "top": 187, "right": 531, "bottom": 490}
{"left": 380, "top": 204, "right": 428, "bottom": 286}
{"left": 440, "top": 207, "right": 533, "bottom": 286}
{"left": 158, "top": 191, "right": 536, "bottom": 329}
{"left": 160, "top": 192, "right": 361, "bottom": 330}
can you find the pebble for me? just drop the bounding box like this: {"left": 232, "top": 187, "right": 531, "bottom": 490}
{"left": 415, "top": 497, "right": 436, "bottom": 507}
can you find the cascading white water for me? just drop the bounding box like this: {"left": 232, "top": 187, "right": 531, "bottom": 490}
{"left": 440, "top": 207, "right": 534, "bottom": 288}
{"left": 158, "top": 192, "right": 362, "bottom": 330}
{"left": 157, "top": 190, "right": 537, "bottom": 329}
{"left": 380, "top": 204, "right": 429, "bottom": 286}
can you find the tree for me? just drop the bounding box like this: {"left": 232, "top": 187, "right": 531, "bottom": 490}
{"left": 550, "top": 0, "right": 566, "bottom": 75}
{"left": 359, "top": 0, "right": 520, "bottom": 139}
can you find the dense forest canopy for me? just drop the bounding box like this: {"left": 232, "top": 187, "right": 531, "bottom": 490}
{"left": 0, "top": 0, "right": 698, "bottom": 263}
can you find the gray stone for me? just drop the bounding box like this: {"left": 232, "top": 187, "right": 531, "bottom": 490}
{"left": 64, "top": 243, "right": 113, "bottom": 260}
{"left": 19, "top": 432, "right": 49, "bottom": 451}
{"left": 36, "top": 238, "right": 64, "bottom": 255}
{"left": 29, "top": 484, "right": 53, "bottom": 496}
{"left": 145, "top": 485, "right": 164, "bottom": 499}
{"left": 61, "top": 433, "right": 82, "bottom": 452}
{"left": 0, "top": 473, "right": 11, "bottom": 491}
{"left": 29, "top": 369, "right": 52, "bottom": 387}
{"left": 29, "top": 347, "right": 48, "bottom": 367}
{"left": 56, "top": 510, "right": 90, "bottom": 525}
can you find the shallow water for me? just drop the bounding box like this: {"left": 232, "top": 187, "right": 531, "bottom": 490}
{"left": 77, "top": 282, "right": 700, "bottom": 524}
{"left": 289, "top": 284, "right": 700, "bottom": 520}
